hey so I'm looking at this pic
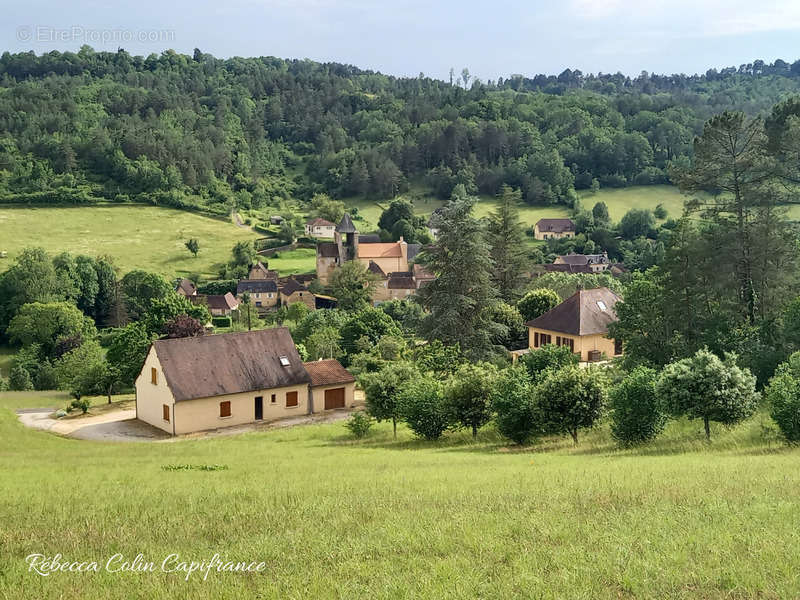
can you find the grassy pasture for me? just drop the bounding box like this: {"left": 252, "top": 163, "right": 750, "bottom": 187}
{"left": 265, "top": 247, "right": 317, "bottom": 275}
{"left": 1, "top": 387, "right": 798, "bottom": 599}
{"left": 0, "top": 204, "right": 259, "bottom": 279}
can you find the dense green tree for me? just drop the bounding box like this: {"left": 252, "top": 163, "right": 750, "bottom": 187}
{"left": 329, "top": 261, "right": 380, "bottom": 312}
{"left": 361, "top": 361, "right": 419, "bottom": 437}
{"left": 609, "top": 366, "right": 666, "bottom": 446}
{"left": 0, "top": 247, "right": 64, "bottom": 332}
{"left": 415, "top": 190, "right": 499, "bottom": 359}
{"left": 398, "top": 376, "right": 449, "bottom": 440}
{"left": 486, "top": 185, "right": 528, "bottom": 302}
{"left": 491, "top": 366, "right": 538, "bottom": 444}
{"left": 305, "top": 326, "right": 343, "bottom": 360}
{"left": 535, "top": 366, "right": 607, "bottom": 444}
{"left": 120, "top": 270, "right": 172, "bottom": 321}
{"left": 340, "top": 307, "right": 401, "bottom": 357}
{"left": 618, "top": 209, "right": 655, "bottom": 240}
{"left": 106, "top": 322, "right": 154, "bottom": 386}
{"left": 655, "top": 349, "right": 759, "bottom": 440}
{"left": 517, "top": 288, "right": 561, "bottom": 322}
{"left": 519, "top": 344, "right": 579, "bottom": 382}
{"left": 6, "top": 302, "right": 96, "bottom": 357}
{"left": 444, "top": 363, "right": 498, "bottom": 437}
{"left": 185, "top": 239, "right": 199, "bottom": 257}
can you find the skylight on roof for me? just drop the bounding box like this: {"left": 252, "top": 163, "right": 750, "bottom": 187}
{"left": 597, "top": 301, "right": 607, "bottom": 311}
{"left": 279, "top": 355, "right": 290, "bottom": 367}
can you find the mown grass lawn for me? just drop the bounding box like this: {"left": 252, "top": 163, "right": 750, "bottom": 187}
{"left": 265, "top": 247, "right": 317, "bottom": 275}
{"left": 0, "top": 204, "right": 259, "bottom": 278}
{"left": 1, "top": 387, "right": 799, "bottom": 599}
{"left": 579, "top": 185, "right": 689, "bottom": 221}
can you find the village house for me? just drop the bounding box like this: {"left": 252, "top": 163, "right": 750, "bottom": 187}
{"left": 135, "top": 328, "right": 356, "bottom": 435}
{"left": 176, "top": 278, "right": 197, "bottom": 297}
{"left": 534, "top": 218, "right": 576, "bottom": 240}
{"left": 236, "top": 279, "right": 278, "bottom": 310}
{"left": 305, "top": 217, "right": 336, "bottom": 238}
{"left": 280, "top": 278, "right": 316, "bottom": 310}
{"left": 316, "top": 214, "right": 423, "bottom": 286}
{"left": 543, "top": 252, "right": 627, "bottom": 276}
{"left": 248, "top": 261, "right": 278, "bottom": 281}
{"left": 192, "top": 292, "right": 239, "bottom": 316}
{"left": 525, "top": 287, "right": 622, "bottom": 362}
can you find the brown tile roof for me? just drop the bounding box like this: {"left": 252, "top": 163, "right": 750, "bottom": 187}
{"left": 367, "top": 260, "right": 386, "bottom": 277}
{"left": 153, "top": 328, "right": 310, "bottom": 402}
{"left": 317, "top": 242, "right": 339, "bottom": 258}
{"left": 526, "top": 287, "right": 620, "bottom": 336}
{"left": 237, "top": 279, "right": 278, "bottom": 294}
{"left": 543, "top": 263, "right": 594, "bottom": 274}
{"left": 200, "top": 292, "right": 239, "bottom": 310}
{"left": 307, "top": 217, "right": 335, "bottom": 227}
{"left": 177, "top": 278, "right": 197, "bottom": 295}
{"left": 281, "top": 279, "right": 307, "bottom": 296}
{"left": 388, "top": 272, "right": 416, "bottom": 289}
{"left": 413, "top": 264, "right": 435, "bottom": 280}
{"left": 536, "top": 218, "right": 575, "bottom": 233}
{"left": 357, "top": 243, "right": 402, "bottom": 258}
{"left": 303, "top": 359, "right": 356, "bottom": 387}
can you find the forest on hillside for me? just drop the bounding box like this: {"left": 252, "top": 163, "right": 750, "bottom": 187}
{"left": 4, "top": 47, "right": 800, "bottom": 216}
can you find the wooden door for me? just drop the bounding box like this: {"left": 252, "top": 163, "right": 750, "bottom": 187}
{"left": 254, "top": 396, "right": 263, "bottom": 420}
{"left": 324, "top": 387, "right": 346, "bottom": 410}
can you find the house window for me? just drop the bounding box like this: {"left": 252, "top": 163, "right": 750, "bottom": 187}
{"left": 534, "top": 332, "right": 540, "bottom": 348}
{"left": 540, "top": 333, "right": 552, "bottom": 346}
{"left": 279, "top": 356, "right": 290, "bottom": 367}
{"left": 220, "top": 401, "right": 232, "bottom": 418}
{"left": 271, "top": 394, "right": 276, "bottom": 404}
{"left": 556, "top": 336, "right": 561, "bottom": 346}
{"left": 286, "top": 391, "right": 298, "bottom": 407}
{"left": 614, "top": 338, "right": 623, "bottom": 355}
{"left": 162, "top": 404, "right": 170, "bottom": 422}
{"left": 255, "top": 301, "right": 262, "bottom": 307}
{"left": 151, "top": 368, "right": 158, "bottom": 385}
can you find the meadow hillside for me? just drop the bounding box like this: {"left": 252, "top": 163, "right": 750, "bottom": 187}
{"left": 0, "top": 185, "right": 687, "bottom": 280}
{"left": 1, "top": 390, "right": 798, "bottom": 599}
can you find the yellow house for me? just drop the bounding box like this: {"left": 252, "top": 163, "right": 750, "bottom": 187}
{"left": 236, "top": 279, "right": 279, "bottom": 311}
{"left": 135, "top": 328, "right": 355, "bottom": 435}
{"left": 526, "top": 287, "right": 622, "bottom": 362}
{"left": 533, "top": 218, "right": 576, "bottom": 240}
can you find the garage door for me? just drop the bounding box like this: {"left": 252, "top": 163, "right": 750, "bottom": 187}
{"left": 324, "top": 387, "right": 346, "bottom": 410}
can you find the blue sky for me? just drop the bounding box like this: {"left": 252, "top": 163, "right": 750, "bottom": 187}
{"left": 4, "top": 0, "right": 800, "bottom": 81}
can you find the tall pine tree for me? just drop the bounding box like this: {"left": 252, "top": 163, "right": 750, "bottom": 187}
{"left": 415, "top": 187, "right": 500, "bottom": 359}
{"left": 486, "top": 185, "right": 528, "bottom": 302}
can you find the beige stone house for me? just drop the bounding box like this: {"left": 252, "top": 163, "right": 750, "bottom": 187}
{"left": 191, "top": 292, "right": 240, "bottom": 316}
{"left": 248, "top": 261, "right": 278, "bottom": 281}
{"left": 305, "top": 217, "right": 336, "bottom": 238}
{"left": 176, "top": 278, "right": 197, "bottom": 297}
{"left": 280, "top": 279, "right": 316, "bottom": 310}
{"left": 135, "top": 328, "right": 355, "bottom": 435}
{"left": 526, "top": 287, "right": 622, "bottom": 362}
{"left": 236, "top": 279, "right": 278, "bottom": 310}
{"left": 533, "top": 218, "right": 576, "bottom": 240}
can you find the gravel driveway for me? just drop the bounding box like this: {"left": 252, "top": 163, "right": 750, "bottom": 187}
{"left": 16, "top": 399, "right": 362, "bottom": 442}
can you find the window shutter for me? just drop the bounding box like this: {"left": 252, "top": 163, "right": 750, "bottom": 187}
{"left": 286, "top": 391, "right": 299, "bottom": 407}
{"left": 534, "top": 332, "right": 539, "bottom": 347}
{"left": 162, "top": 404, "right": 169, "bottom": 422}
{"left": 220, "top": 401, "right": 231, "bottom": 417}
{"left": 151, "top": 368, "right": 158, "bottom": 385}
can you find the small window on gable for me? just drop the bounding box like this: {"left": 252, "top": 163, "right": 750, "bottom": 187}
{"left": 151, "top": 368, "right": 158, "bottom": 385}
{"left": 220, "top": 401, "right": 231, "bottom": 418}
{"left": 271, "top": 394, "right": 276, "bottom": 404}
{"left": 279, "top": 356, "right": 290, "bottom": 367}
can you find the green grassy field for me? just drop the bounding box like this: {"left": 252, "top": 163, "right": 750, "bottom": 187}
{"left": 579, "top": 185, "right": 689, "bottom": 221}
{"left": 0, "top": 204, "right": 259, "bottom": 278}
{"left": 343, "top": 185, "right": 687, "bottom": 235}
{"left": 265, "top": 248, "right": 317, "bottom": 276}
{"left": 1, "top": 388, "right": 799, "bottom": 599}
